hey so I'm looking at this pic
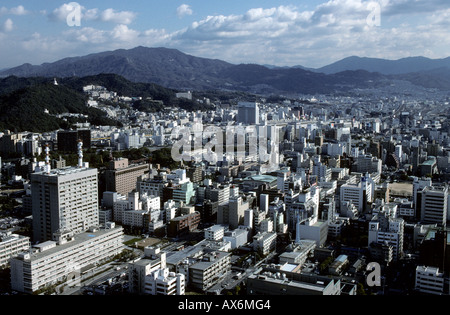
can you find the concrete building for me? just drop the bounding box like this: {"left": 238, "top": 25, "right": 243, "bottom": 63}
{"left": 340, "top": 177, "right": 374, "bottom": 213}
{"left": 415, "top": 266, "right": 447, "bottom": 295}
{"left": 252, "top": 232, "right": 277, "bottom": 256}
{"left": 413, "top": 177, "right": 433, "bottom": 221}
{"left": 189, "top": 251, "right": 231, "bottom": 291}
{"left": 221, "top": 196, "right": 250, "bottom": 230}
{"left": 128, "top": 246, "right": 166, "bottom": 295}
{"left": 167, "top": 212, "right": 201, "bottom": 238}
{"left": 247, "top": 268, "right": 355, "bottom": 295}
{"left": 204, "top": 225, "right": 225, "bottom": 241}
{"left": 420, "top": 185, "right": 448, "bottom": 226}
{"left": 278, "top": 240, "right": 316, "bottom": 266}
{"left": 144, "top": 268, "right": 185, "bottom": 295}
{"left": 368, "top": 213, "right": 404, "bottom": 261}
{"left": 10, "top": 224, "right": 124, "bottom": 294}
{"left": 31, "top": 166, "right": 99, "bottom": 243}
{"left": 237, "top": 102, "right": 260, "bottom": 125}
{"left": 352, "top": 154, "right": 382, "bottom": 174}
{"left": 105, "top": 158, "right": 150, "bottom": 196}
{"left": 0, "top": 233, "right": 31, "bottom": 268}
{"left": 298, "top": 216, "right": 328, "bottom": 247}
{"left": 138, "top": 178, "right": 168, "bottom": 208}
{"left": 223, "top": 228, "right": 249, "bottom": 249}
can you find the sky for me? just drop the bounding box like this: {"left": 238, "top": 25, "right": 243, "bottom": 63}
{"left": 0, "top": 0, "right": 449, "bottom": 70}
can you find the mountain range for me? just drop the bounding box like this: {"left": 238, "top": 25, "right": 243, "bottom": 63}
{"left": 1, "top": 46, "right": 450, "bottom": 95}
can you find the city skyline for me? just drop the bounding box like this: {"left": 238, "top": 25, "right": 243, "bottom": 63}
{"left": 0, "top": 0, "right": 449, "bottom": 69}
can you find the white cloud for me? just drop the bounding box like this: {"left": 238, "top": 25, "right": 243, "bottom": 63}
{"left": 0, "top": 5, "right": 29, "bottom": 16}
{"left": 166, "top": 1, "right": 450, "bottom": 67}
{"left": 49, "top": 3, "right": 136, "bottom": 25}
{"left": 100, "top": 9, "right": 136, "bottom": 25}
{"left": 48, "top": 3, "right": 80, "bottom": 22}
{"left": 3, "top": 0, "right": 450, "bottom": 69}
{"left": 1, "top": 18, "right": 13, "bottom": 32}
{"left": 10, "top": 5, "right": 28, "bottom": 16}
{"left": 110, "top": 24, "right": 139, "bottom": 41}
{"left": 177, "top": 4, "right": 193, "bottom": 18}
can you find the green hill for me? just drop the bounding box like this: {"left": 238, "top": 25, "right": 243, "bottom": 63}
{"left": 0, "top": 73, "right": 216, "bottom": 133}
{"left": 0, "top": 78, "right": 121, "bottom": 133}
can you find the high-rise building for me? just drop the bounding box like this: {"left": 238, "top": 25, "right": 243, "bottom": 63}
{"left": 104, "top": 158, "right": 150, "bottom": 196}
{"left": 340, "top": 177, "right": 374, "bottom": 213}
{"left": 420, "top": 185, "right": 448, "bottom": 226}
{"left": 31, "top": 166, "right": 99, "bottom": 243}
{"left": 413, "top": 177, "right": 433, "bottom": 221}
{"left": 237, "top": 102, "right": 260, "bottom": 125}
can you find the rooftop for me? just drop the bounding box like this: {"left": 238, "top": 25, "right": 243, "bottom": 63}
{"left": 244, "top": 175, "right": 277, "bottom": 183}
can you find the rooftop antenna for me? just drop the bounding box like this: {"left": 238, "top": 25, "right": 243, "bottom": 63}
{"left": 77, "top": 140, "right": 83, "bottom": 168}
{"left": 44, "top": 144, "right": 51, "bottom": 174}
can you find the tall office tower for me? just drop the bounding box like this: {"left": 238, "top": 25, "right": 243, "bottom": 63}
{"left": 413, "top": 177, "right": 432, "bottom": 221}
{"left": 31, "top": 144, "right": 99, "bottom": 242}
{"left": 237, "top": 102, "right": 260, "bottom": 125}
{"left": 420, "top": 185, "right": 448, "bottom": 226}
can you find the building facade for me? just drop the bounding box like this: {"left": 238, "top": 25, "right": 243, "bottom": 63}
{"left": 10, "top": 225, "right": 124, "bottom": 294}
{"left": 31, "top": 167, "right": 99, "bottom": 243}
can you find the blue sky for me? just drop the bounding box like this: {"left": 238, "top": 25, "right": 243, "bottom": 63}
{"left": 0, "top": 0, "right": 449, "bottom": 69}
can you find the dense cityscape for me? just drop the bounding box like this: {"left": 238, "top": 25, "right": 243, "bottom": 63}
{"left": 0, "top": 75, "right": 449, "bottom": 297}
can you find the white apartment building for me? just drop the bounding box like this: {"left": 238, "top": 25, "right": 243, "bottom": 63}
{"left": 128, "top": 247, "right": 166, "bottom": 295}
{"left": 223, "top": 228, "right": 249, "bottom": 249}
{"left": 204, "top": 225, "right": 225, "bottom": 241}
{"left": 252, "top": 232, "right": 277, "bottom": 256}
{"left": 141, "top": 193, "right": 161, "bottom": 211}
{"left": 415, "top": 266, "right": 447, "bottom": 295}
{"left": 0, "top": 233, "right": 30, "bottom": 268}
{"left": 112, "top": 191, "right": 161, "bottom": 228}
{"left": 340, "top": 177, "right": 373, "bottom": 213}
{"left": 298, "top": 216, "right": 329, "bottom": 247}
{"left": 31, "top": 167, "right": 100, "bottom": 242}
{"left": 144, "top": 268, "right": 185, "bottom": 295}
{"left": 138, "top": 179, "right": 168, "bottom": 204}
{"left": 10, "top": 225, "right": 124, "bottom": 294}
